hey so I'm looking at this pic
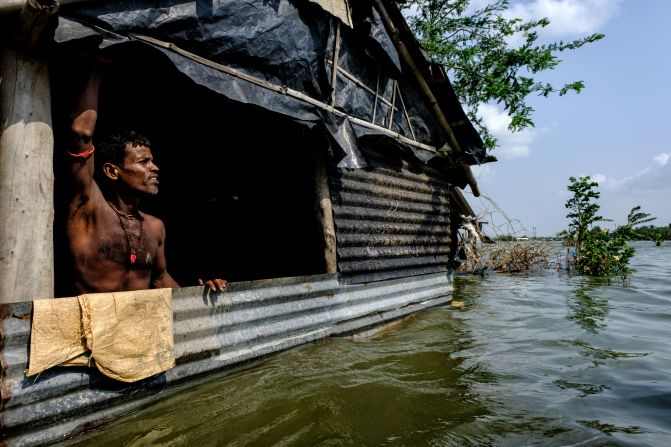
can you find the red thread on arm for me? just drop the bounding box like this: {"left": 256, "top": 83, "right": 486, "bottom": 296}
{"left": 66, "top": 145, "right": 95, "bottom": 158}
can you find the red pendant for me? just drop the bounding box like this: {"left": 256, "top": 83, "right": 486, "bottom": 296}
{"left": 130, "top": 253, "right": 137, "bottom": 264}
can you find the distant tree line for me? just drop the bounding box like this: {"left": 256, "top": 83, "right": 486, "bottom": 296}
{"left": 497, "top": 234, "right": 517, "bottom": 241}
{"left": 613, "top": 224, "right": 671, "bottom": 245}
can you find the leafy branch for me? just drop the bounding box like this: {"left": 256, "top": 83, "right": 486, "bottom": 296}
{"left": 401, "top": 0, "right": 604, "bottom": 148}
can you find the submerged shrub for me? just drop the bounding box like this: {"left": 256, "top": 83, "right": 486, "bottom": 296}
{"left": 576, "top": 229, "right": 635, "bottom": 277}
{"left": 564, "top": 176, "right": 636, "bottom": 277}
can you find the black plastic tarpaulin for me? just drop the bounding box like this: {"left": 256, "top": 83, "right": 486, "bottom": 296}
{"left": 52, "top": 0, "right": 486, "bottom": 168}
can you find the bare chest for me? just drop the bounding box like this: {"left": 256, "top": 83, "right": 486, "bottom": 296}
{"left": 70, "top": 208, "right": 159, "bottom": 270}
{"left": 97, "top": 217, "right": 157, "bottom": 267}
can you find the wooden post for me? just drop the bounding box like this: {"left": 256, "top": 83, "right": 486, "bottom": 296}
{"left": 17, "top": 0, "right": 59, "bottom": 48}
{"left": 0, "top": 1, "right": 57, "bottom": 304}
{"left": 313, "top": 150, "right": 338, "bottom": 274}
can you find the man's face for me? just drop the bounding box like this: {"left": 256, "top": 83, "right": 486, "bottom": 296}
{"left": 117, "top": 144, "right": 160, "bottom": 195}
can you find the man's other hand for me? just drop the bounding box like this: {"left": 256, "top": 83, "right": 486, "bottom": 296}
{"left": 198, "top": 278, "right": 227, "bottom": 292}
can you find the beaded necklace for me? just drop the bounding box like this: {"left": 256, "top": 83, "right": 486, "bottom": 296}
{"left": 108, "top": 201, "right": 144, "bottom": 265}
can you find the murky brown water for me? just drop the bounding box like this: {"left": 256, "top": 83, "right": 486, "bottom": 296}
{"left": 67, "top": 242, "right": 671, "bottom": 446}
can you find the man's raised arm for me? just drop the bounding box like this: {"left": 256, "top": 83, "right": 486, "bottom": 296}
{"left": 67, "top": 60, "right": 107, "bottom": 203}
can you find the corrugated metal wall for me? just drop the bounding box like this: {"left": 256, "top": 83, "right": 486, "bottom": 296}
{"left": 0, "top": 272, "right": 452, "bottom": 446}
{"left": 330, "top": 148, "right": 452, "bottom": 283}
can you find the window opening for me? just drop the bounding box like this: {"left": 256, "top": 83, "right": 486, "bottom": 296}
{"left": 51, "top": 47, "right": 326, "bottom": 294}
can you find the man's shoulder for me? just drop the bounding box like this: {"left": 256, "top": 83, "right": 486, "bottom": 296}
{"left": 140, "top": 212, "right": 165, "bottom": 232}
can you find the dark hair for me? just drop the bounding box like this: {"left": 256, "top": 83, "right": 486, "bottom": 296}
{"left": 96, "top": 130, "right": 152, "bottom": 170}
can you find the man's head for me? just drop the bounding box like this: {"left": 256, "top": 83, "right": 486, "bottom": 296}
{"left": 97, "top": 131, "right": 160, "bottom": 196}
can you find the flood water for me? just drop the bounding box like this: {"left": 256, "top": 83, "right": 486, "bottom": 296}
{"left": 69, "top": 242, "right": 671, "bottom": 446}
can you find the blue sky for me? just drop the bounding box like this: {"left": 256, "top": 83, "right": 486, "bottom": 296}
{"left": 465, "top": 0, "right": 671, "bottom": 236}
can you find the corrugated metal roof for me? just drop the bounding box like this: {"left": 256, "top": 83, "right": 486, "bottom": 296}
{"left": 330, "top": 149, "right": 452, "bottom": 284}
{"left": 0, "top": 272, "right": 452, "bottom": 446}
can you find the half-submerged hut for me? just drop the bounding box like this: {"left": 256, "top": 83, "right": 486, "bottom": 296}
{"left": 0, "top": 0, "right": 495, "bottom": 444}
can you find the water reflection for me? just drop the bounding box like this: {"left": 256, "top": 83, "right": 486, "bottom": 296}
{"left": 553, "top": 379, "right": 610, "bottom": 397}
{"left": 567, "top": 278, "right": 611, "bottom": 334}
{"left": 66, "top": 298, "right": 501, "bottom": 447}
{"left": 576, "top": 419, "right": 643, "bottom": 436}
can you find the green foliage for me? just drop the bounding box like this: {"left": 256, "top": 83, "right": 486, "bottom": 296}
{"left": 612, "top": 206, "right": 664, "bottom": 243}
{"left": 402, "top": 0, "right": 604, "bottom": 148}
{"left": 564, "top": 176, "right": 602, "bottom": 248}
{"left": 563, "top": 177, "right": 635, "bottom": 277}
{"left": 627, "top": 205, "right": 656, "bottom": 227}
{"left": 627, "top": 226, "right": 670, "bottom": 243}
{"left": 577, "top": 228, "right": 635, "bottom": 277}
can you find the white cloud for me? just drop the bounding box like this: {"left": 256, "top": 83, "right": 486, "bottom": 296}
{"left": 590, "top": 168, "right": 652, "bottom": 192}
{"left": 653, "top": 152, "right": 670, "bottom": 166}
{"left": 506, "top": 0, "right": 621, "bottom": 38}
{"left": 591, "top": 174, "right": 606, "bottom": 183}
{"left": 592, "top": 159, "right": 671, "bottom": 227}
{"left": 590, "top": 153, "right": 671, "bottom": 193}
{"left": 585, "top": 154, "right": 671, "bottom": 195}
{"left": 478, "top": 103, "right": 547, "bottom": 160}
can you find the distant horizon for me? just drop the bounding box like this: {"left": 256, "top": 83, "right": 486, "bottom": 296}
{"left": 484, "top": 222, "right": 671, "bottom": 239}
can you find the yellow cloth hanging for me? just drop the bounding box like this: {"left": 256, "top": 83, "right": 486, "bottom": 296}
{"left": 28, "top": 289, "right": 175, "bottom": 382}
{"left": 27, "top": 296, "right": 87, "bottom": 376}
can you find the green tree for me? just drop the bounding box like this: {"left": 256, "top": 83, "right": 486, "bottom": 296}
{"left": 402, "top": 0, "right": 604, "bottom": 148}
{"left": 627, "top": 205, "right": 656, "bottom": 227}
{"left": 565, "top": 176, "right": 602, "bottom": 248}
{"left": 613, "top": 205, "right": 656, "bottom": 240}
{"left": 563, "top": 177, "right": 635, "bottom": 277}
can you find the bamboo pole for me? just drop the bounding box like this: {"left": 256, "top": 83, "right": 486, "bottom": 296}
{"left": 372, "top": 0, "right": 481, "bottom": 197}
{"left": 387, "top": 80, "right": 397, "bottom": 129}
{"left": 372, "top": 67, "right": 380, "bottom": 124}
{"left": 326, "top": 60, "right": 398, "bottom": 112}
{"left": 397, "top": 85, "right": 417, "bottom": 141}
{"left": 328, "top": 20, "right": 341, "bottom": 106}
{"left": 0, "top": 1, "right": 57, "bottom": 304}
{"left": 313, "top": 149, "right": 338, "bottom": 274}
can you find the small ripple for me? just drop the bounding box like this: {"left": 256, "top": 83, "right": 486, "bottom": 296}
{"left": 576, "top": 419, "right": 643, "bottom": 435}
{"left": 553, "top": 379, "right": 610, "bottom": 397}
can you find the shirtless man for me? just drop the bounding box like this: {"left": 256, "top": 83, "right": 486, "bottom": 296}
{"left": 66, "top": 59, "right": 225, "bottom": 293}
